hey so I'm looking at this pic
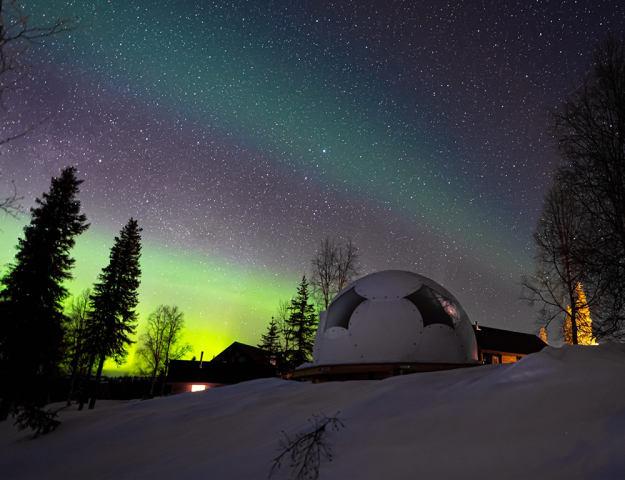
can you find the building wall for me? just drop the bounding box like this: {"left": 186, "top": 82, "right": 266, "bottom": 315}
{"left": 168, "top": 382, "right": 228, "bottom": 395}
{"left": 480, "top": 350, "right": 524, "bottom": 364}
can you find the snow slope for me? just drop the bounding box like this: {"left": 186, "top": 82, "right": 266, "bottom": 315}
{"left": 1, "top": 344, "right": 625, "bottom": 480}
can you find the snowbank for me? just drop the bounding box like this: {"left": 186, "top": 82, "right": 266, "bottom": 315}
{"left": 1, "top": 344, "right": 624, "bottom": 479}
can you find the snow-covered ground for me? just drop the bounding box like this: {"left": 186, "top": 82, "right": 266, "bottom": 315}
{"left": 1, "top": 344, "right": 624, "bottom": 480}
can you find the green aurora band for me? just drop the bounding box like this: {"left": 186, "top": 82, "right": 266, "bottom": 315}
{"left": 1, "top": 0, "right": 542, "bottom": 371}
{"left": 32, "top": 0, "right": 529, "bottom": 267}
{"left": 0, "top": 220, "right": 295, "bottom": 373}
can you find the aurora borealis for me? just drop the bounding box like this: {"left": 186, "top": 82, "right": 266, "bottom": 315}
{"left": 1, "top": 0, "right": 624, "bottom": 371}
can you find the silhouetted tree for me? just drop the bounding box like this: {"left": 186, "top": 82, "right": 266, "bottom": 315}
{"left": 0, "top": 166, "right": 88, "bottom": 424}
{"left": 285, "top": 276, "right": 317, "bottom": 368}
{"left": 86, "top": 218, "right": 142, "bottom": 409}
{"left": 310, "top": 237, "right": 360, "bottom": 310}
{"left": 521, "top": 179, "right": 597, "bottom": 344}
{"left": 135, "top": 304, "right": 191, "bottom": 397}
{"left": 310, "top": 237, "right": 337, "bottom": 310}
{"left": 336, "top": 238, "right": 360, "bottom": 292}
{"left": 551, "top": 33, "right": 625, "bottom": 340}
{"left": 259, "top": 317, "right": 282, "bottom": 363}
{"left": 272, "top": 299, "right": 293, "bottom": 377}
{"left": 63, "top": 288, "right": 92, "bottom": 405}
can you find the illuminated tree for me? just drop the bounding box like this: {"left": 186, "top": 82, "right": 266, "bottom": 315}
{"left": 0, "top": 166, "right": 88, "bottom": 423}
{"left": 563, "top": 284, "right": 597, "bottom": 345}
{"left": 86, "top": 218, "right": 142, "bottom": 409}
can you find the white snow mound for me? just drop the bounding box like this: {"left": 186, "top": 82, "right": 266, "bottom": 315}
{"left": 1, "top": 343, "right": 624, "bottom": 480}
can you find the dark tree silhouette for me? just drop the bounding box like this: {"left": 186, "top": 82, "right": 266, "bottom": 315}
{"left": 86, "top": 218, "right": 142, "bottom": 409}
{"left": 285, "top": 276, "right": 317, "bottom": 368}
{"left": 0, "top": 166, "right": 88, "bottom": 424}
{"left": 258, "top": 316, "right": 282, "bottom": 363}
{"left": 135, "top": 304, "right": 191, "bottom": 397}
{"left": 551, "top": 33, "right": 625, "bottom": 340}
{"left": 63, "top": 288, "right": 92, "bottom": 406}
{"left": 521, "top": 178, "right": 598, "bottom": 344}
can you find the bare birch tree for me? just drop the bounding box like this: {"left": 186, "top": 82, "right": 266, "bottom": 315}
{"left": 549, "top": 33, "right": 625, "bottom": 340}
{"left": 521, "top": 178, "right": 598, "bottom": 344}
{"left": 310, "top": 237, "right": 360, "bottom": 310}
{"left": 310, "top": 237, "right": 338, "bottom": 310}
{"left": 336, "top": 238, "right": 360, "bottom": 292}
{"left": 135, "top": 304, "right": 191, "bottom": 397}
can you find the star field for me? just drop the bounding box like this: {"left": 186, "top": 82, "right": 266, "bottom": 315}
{"left": 1, "top": 0, "right": 623, "bottom": 368}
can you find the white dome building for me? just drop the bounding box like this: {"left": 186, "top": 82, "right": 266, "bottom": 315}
{"left": 293, "top": 270, "right": 479, "bottom": 382}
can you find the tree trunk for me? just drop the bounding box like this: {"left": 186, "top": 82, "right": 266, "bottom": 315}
{"left": 66, "top": 354, "right": 80, "bottom": 407}
{"left": 571, "top": 305, "right": 579, "bottom": 345}
{"left": 78, "top": 354, "right": 96, "bottom": 411}
{"left": 160, "top": 359, "right": 170, "bottom": 396}
{"left": 149, "top": 371, "right": 157, "bottom": 397}
{"left": 88, "top": 356, "right": 105, "bottom": 410}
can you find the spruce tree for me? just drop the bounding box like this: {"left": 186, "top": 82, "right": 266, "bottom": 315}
{"left": 285, "top": 275, "right": 317, "bottom": 368}
{"left": 86, "top": 218, "right": 142, "bottom": 409}
{"left": 259, "top": 317, "right": 282, "bottom": 360}
{"left": 0, "top": 166, "right": 89, "bottom": 422}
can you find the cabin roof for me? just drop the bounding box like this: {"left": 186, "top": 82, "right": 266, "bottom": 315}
{"left": 167, "top": 342, "right": 276, "bottom": 384}
{"left": 211, "top": 341, "right": 269, "bottom": 364}
{"left": 474, "top": 325, "right": 547, "bottom": 355}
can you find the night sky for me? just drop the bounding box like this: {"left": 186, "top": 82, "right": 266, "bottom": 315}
{"left": 1, "top": 0, "right": 623, "bottom": 369}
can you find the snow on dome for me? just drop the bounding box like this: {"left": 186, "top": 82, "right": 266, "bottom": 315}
{"left": 312, "top": 270, "right": 479, "bottom": 366}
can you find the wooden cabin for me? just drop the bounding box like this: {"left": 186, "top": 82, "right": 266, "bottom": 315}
{"left": 473, "top": 324, "right": 547, "bottom": 364}
{"left": 165, "top": 342, "right": 277, "bottom": 395}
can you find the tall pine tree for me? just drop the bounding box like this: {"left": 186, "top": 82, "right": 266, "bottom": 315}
{"left": 285, "top": 275, "right": 317, "bottom": 369}
{"left": 86, "top": 218, "right": 142, "bottom": 409}
{"left": 0, "top": 167, "right": 89, "bottom": 422}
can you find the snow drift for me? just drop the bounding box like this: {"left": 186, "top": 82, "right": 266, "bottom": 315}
{"left": 1, "top": 344, "right": 625, "bottom": 480}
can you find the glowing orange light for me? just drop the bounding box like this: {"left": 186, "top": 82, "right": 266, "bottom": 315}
{"left": 565, "top": 284, "right": 598, "bottom": 345}
{"left": 191, "top": 385, "right": 207, "bottom": 392}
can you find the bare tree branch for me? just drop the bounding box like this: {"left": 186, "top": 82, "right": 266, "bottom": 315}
{"left": 269, "top": 413, "right": 345, "bottom": 480}
{"left": 547, "top": 33, "right": 625, "bottom": 340}
{"left": 0, "top": 179, "right": 23, "bottom": 218}
{"left": 0, "top": 1, "right": 78, "bottom": 218}
{"left": 310, "top": 236, "right": 360, "bottom": 310}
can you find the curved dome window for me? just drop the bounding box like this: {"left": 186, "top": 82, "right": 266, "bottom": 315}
{"left": 324, "top": 287, "right": 366, "bottom": 331}
{"left": 405, "top": 285, "right": 459, "bottom": 328}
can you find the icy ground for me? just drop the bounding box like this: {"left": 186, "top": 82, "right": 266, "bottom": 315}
{"left": 1, "top": 344, "right": 625, "bottom": 480}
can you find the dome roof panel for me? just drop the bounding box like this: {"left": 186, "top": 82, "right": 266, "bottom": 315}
{"left": 312, "top": 270, "right": 478, "bottom": 366}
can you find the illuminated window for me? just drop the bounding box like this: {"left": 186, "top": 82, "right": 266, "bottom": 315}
{"left": 191, "top": 385, "right": 206, "bottom": 392}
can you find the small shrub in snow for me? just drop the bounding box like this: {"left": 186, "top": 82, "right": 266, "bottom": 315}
{"left": 269, "top": 412, "right": 345, "bottom": 480}
{"left": 14, "top": 405, "right": 61, "bottom": 439}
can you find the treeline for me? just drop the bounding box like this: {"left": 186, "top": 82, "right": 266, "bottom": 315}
{"left": 258, "top": 237, "right": 360, "bottom": 376}
{"left": 0, "top": 167, "right": 190, "bottom": 437}
{"left": 523, "top": 33, "right": 625, "bottom": 344}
